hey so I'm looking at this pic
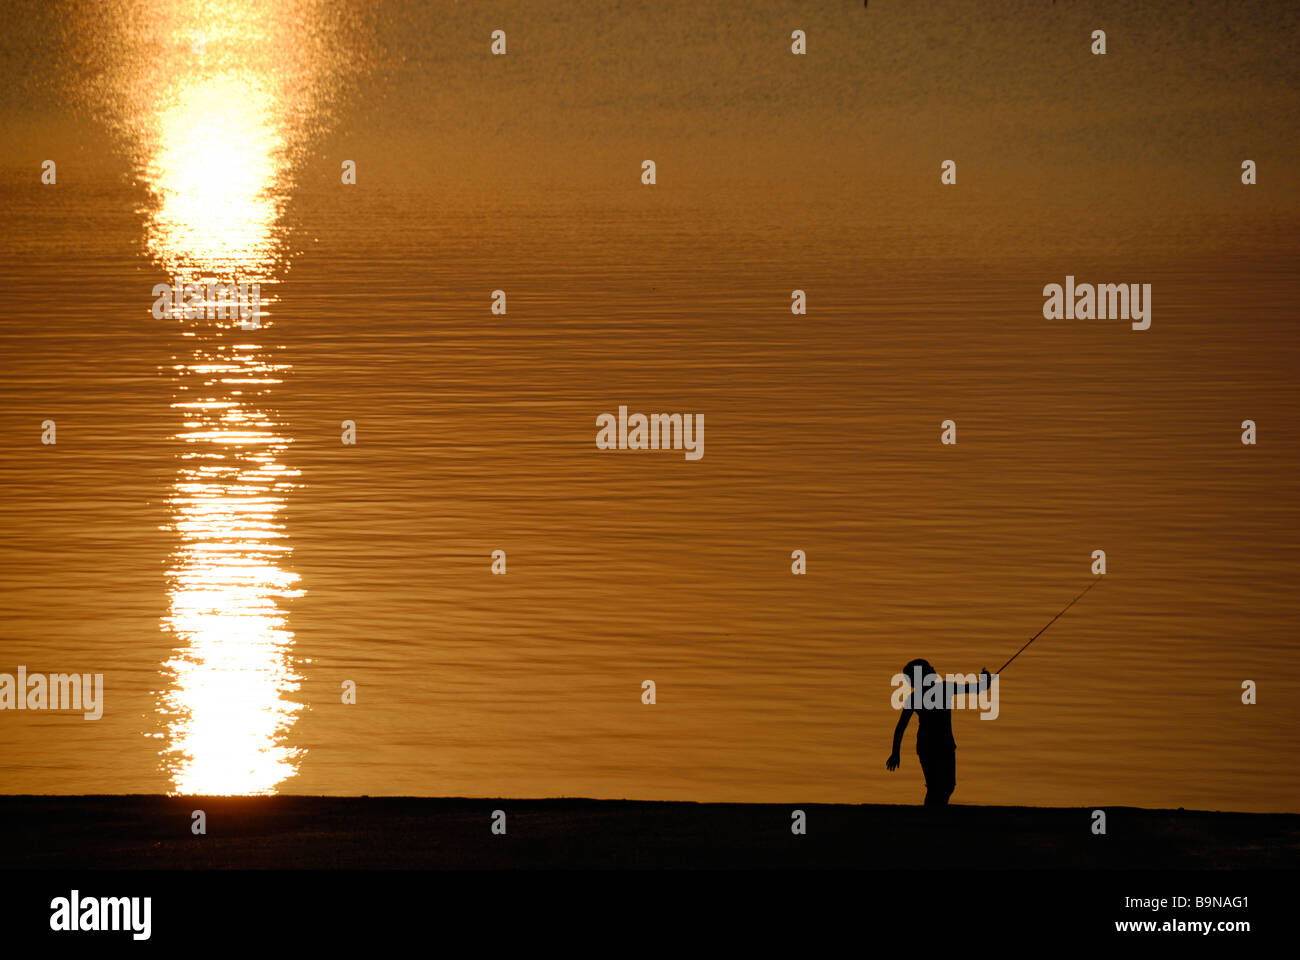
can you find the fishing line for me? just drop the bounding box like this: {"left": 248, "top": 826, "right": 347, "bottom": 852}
{"left": 995, "top": 579, "right": 1101, "bottom": 674}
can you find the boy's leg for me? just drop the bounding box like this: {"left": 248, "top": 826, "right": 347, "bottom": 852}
{"left": 919, "top": 749, "right": 956, "bottom": 805}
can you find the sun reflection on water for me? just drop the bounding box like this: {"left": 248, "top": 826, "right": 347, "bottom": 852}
{"left": 157, "top": 340, "right": 304, "bottom": 795}
{"left": 109, "top": 2, "right": 345, "bottom": 795}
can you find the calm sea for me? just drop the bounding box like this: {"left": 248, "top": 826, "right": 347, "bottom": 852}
{"left": 1, "top": 0, "right": 1297, "bottom": 810}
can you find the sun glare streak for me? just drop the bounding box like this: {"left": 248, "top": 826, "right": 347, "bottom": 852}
{"left": 158, "top": 333, "right": 305, "bottom": 794}
{"left": 143, "top": 71, "right": 285, "bottom": 281}
{"left": 127, "top": 1, "right": 325, "bottom": 796}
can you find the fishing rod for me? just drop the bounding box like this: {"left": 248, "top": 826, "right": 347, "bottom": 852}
{"left": 995, "top": 579, "right": 1101, "bottom": 674}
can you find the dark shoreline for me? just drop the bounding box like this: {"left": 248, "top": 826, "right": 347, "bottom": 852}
{"left": 2, "top": 796, "right": 1297, "bottom": 870}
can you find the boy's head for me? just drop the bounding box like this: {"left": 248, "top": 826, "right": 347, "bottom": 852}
{"left": 902, "top": 658, "right": 937, "bottom": 690}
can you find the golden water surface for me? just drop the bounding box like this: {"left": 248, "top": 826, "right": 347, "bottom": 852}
{"left": 0, "top": 0, "right": 1296, "bottom": 810}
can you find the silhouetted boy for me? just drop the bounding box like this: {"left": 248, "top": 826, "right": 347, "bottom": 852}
{"left": 885, "top": 659, "right": 992, "bottom": 805}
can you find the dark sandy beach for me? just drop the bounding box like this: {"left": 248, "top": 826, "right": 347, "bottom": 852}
{"left": 2, "top": 796, "right": 1296, "bottom": 870}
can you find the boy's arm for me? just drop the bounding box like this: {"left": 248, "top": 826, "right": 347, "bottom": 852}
{"left": 954, "top": 667, "right": 994, "bottom": 695}
{"left": 886, "top": 708, "right": 913, "bottom": 770}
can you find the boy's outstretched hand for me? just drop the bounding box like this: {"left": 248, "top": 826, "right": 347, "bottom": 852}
{"left": 885, "top": 753, "right": 900, "bottom": 771}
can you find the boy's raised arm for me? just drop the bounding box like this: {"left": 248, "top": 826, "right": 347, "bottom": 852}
{"left": 954, "top": 667, "right": 994, "bottom": 695}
